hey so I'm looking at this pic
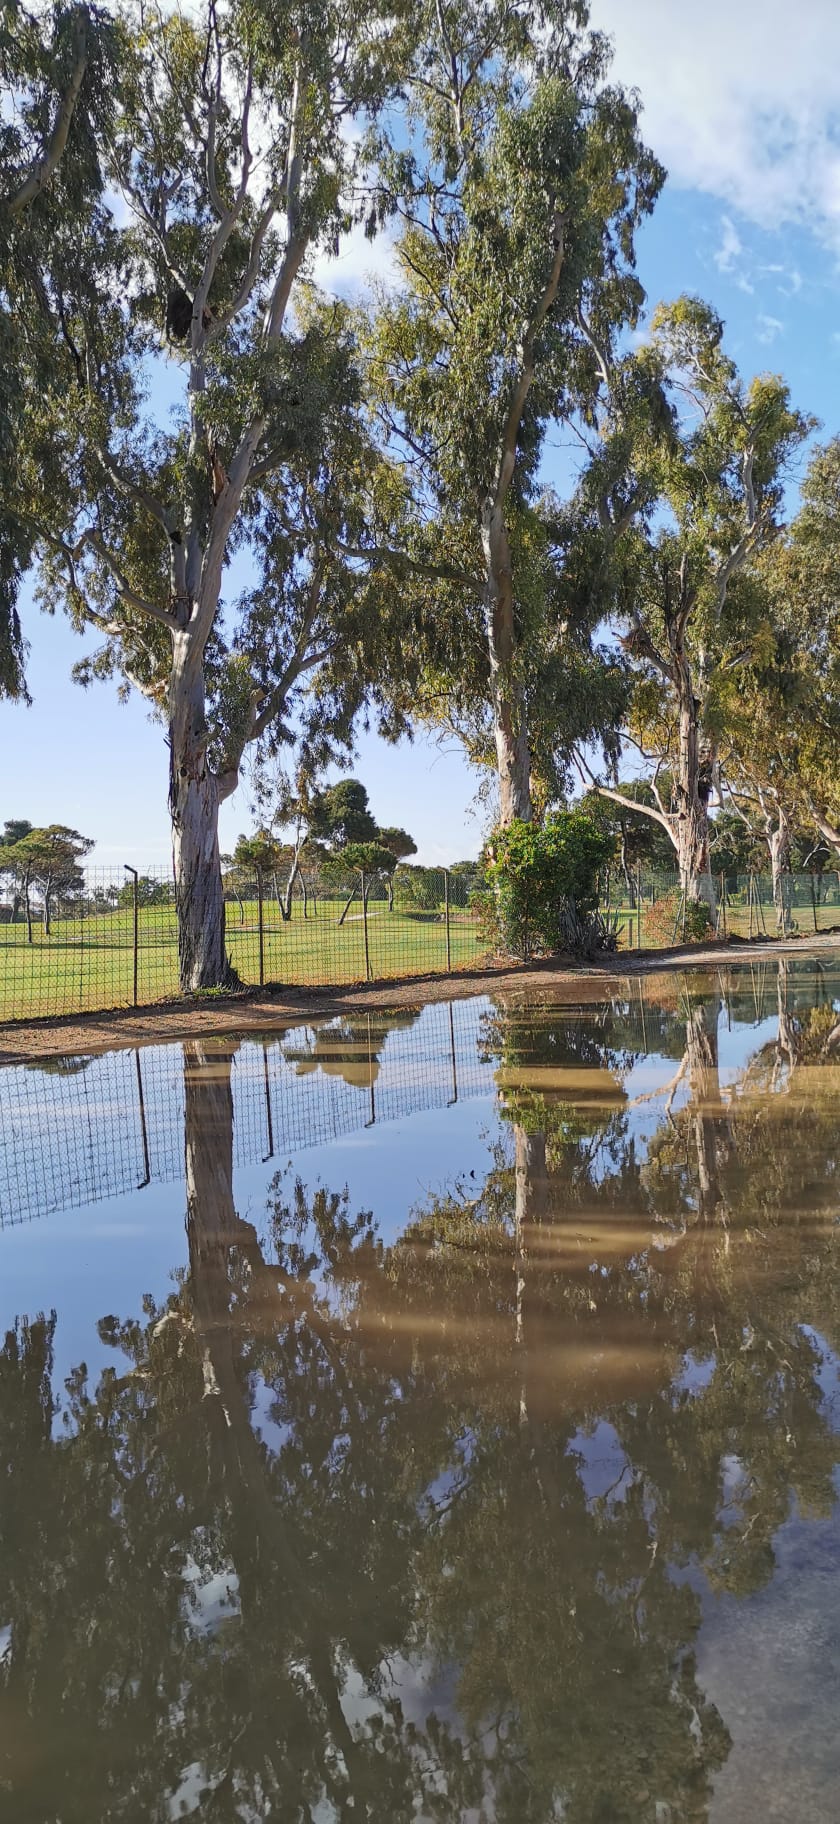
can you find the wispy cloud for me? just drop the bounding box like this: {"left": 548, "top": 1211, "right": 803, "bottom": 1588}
{"left": 310, "top": 220, "right": 399, "bottom": 301}
{"left": 756, "top": 313, "right": 784, "bottom": 344}
{"left": 593, "top": 0, "right": 840, "bottom": 248}
{"left": 714, "top": 215, "right": 743, "bottom": 273}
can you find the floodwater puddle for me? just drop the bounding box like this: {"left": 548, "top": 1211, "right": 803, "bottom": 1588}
{"left": 1, "top": 958, "right": 840, "bottom": 1820}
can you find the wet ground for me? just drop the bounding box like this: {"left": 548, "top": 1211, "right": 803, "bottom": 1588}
{"left": 1, "top": 955, "right": 839, "bottom": 1821}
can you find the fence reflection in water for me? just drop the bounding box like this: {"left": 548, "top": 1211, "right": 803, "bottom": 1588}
{"left": 0, "top": 998, "right": 494, "bottom": 1227}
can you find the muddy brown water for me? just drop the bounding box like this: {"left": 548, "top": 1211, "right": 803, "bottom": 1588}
{"left": 1, "top": 957, "right": 839, "bottom": 1821}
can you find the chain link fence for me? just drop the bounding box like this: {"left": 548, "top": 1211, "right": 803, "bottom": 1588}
{"left": 2, "top": 859, "right": 840, "bottom": 1027}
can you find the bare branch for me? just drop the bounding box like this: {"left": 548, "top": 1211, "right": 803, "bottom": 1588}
{"left": 575, "top": 304, "right": 611, "bottom": 392}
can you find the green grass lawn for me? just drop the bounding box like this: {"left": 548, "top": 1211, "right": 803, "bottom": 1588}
{"left": 610, "top": 891, "right": 840, "bottom": 949}
{"left": 0, "top": 899, "right": 487, "bottom": 1023}
{"left": 4, "top": 885, "right": 839, "bottom": 1026}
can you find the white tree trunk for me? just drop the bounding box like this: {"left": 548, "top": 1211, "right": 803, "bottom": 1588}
{"left": 769, "top": 809, "right": 792, "bottom": 933}
{"left": 482, "top": 506, "right": 531, "bottom": 825}
{"left": 674, "top": 670, "right": 716, "bottom": 917}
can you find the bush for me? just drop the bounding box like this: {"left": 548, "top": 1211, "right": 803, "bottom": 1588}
{"left": 484, "top": 813, "right": 615, "bottom": 960}
{"left": 644, "top": 889, "right": 714, "bottom": 947}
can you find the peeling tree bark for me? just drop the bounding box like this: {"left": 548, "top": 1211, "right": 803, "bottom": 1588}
{"left": 482, "top": 504, "right": 532, "bottom": 825}
{"left": 169, "top": 635, "right": 234, "bottom": 991}
{"left": 673, "top": 651, "right": 716, "bottom": 913}
{"left": 768, "top": 803, "right": 792, "bottom": 934}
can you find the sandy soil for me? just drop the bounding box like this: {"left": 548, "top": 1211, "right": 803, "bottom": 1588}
{"left": 2, "top": 932, "right": 839, "bottom": 1066}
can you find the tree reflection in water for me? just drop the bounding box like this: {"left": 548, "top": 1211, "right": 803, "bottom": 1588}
{"left": 1, "top": 965, "right": 840, "bottom": 1821}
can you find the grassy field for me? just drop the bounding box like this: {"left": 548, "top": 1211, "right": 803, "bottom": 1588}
{"left": 611, "top": 889, "right": 840, "bottom": 949}
{"left": 3, "top": 881, "right": 840, "bottom": 1025}
{"left": 0, "top": 898, "right": 487, "bottom": 1023}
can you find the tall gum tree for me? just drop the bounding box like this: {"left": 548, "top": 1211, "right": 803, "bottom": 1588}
{"left": 589, "top": 298, "right": 811, "bottom": 913}
{"left": 360, "top": 0, "right": 663, "bottom": 823}
{"left": 737, "top": 441, "right": 840, "bottom": 877}
{"left": 0, "top": 0, "right": 119, "bottom": 700}
{"left": 17, "top": 0, "right": 414, "bottom": 990}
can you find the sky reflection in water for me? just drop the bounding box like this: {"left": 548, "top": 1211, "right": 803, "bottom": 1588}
{"left": 1, "top": 958, "right": 840, "bottom": 1822}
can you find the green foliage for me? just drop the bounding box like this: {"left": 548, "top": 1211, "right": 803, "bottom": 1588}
{"left": 117, "top": 874, "right": 171, "bottom": 908}
{"left": 231, "top": 830, "right": 284, "bottom": 880}
{"left": 393, "top": 864, "right": 443, "bottom": 911}
{"left": 709, "top": 810, "right": 765, "bottom": 878}
{"left": 340, "top": 840, "right": 397, "bottom": 878}
{"left": 0, "top": 0, "right": 121, "bottom": 700}
{"left": 484, "top": 812, "right": 614, "bottom": 959}
{"left": 377, "top": 825, "right": 417, "bottom": 862}
{"left": 307, "top": 779, "right": 378, "bottom": 849}
{"left": 0, "top": 819, "right": 33, "bottom": 847}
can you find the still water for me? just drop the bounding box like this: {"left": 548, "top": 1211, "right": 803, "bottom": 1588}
{"left": 1, "top": 960, "right": 840, "bottom": 1822}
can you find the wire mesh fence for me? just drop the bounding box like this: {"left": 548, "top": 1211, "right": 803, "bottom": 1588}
{"left": 601, "top": 866, "right": 840, "bottom": 950}
{"left": 2, "top": 857, "right": 840, "bottom": 1027}
{"left": 0, "top": 863, "right": 487, "bottom": 1025}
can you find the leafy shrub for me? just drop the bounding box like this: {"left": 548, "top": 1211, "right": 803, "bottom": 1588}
{"left": 484, "top": 813, "right": 615, "bottom": 960}
{"left": 644, "top": 889, "right": 714, "bottom": 947}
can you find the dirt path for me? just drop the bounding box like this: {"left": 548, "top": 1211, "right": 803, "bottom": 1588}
{"left": 2, "top": 933, "right": 839, "bottom": 1067}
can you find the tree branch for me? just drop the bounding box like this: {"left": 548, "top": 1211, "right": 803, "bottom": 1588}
{"left": 493, "top": 206, "right": 572, "bottom": 512}
{"left": 575, "top": 303, "right": 611, "bottom": 391}
{"left": 93, "top": 446, "right": 172, "bottom": 534}
{"left": 43, "top": 526, "right": 178, "bottom": 631}
{"left": 591, "top": 783, "right": 675, "bottom": 838}
{"left": 5, "top": 9, "right": 89, "bottom": 217}
{"left": 263, "top": 52, "right": 308, "bottom": 341}
{"left": 337, "top": 542, "right": 482, "bottom": 591}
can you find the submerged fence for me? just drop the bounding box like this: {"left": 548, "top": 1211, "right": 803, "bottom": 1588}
{"left": 1, "top": 860, "right": 840, "bottom": 1027}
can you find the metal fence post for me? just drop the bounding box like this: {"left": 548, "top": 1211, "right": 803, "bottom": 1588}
{"left": 361, "top": 870, "right": 371, "bottom": 981}
{"left": 444, "top": 869, "right": 452, "bottom": 971}
{"left": 810, "top": 872, "right": 819, "bottom": 933}
{"left": 124, "top": 864, "right": 139, "bottom": 1007}
{"left": 257, "top": 871, "right": 265, "bottom": 987}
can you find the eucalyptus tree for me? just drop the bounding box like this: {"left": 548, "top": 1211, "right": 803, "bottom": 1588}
{"left": 589, "top": 298, "right": 810, "bottom": 913}
{"left": 1, "top": 0, "right": 119, "bottom": 700}
{"left": 17, "top": 0, "right": 415, "bottom": 990}
{"left": 735, "top": 440, "right": 840, "bottom": 870}
{"left": 359, "top": 0, "right": 664, "bottom": 824}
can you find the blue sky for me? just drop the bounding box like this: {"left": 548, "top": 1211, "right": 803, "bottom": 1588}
{"left": 5, "top": 0, "right": 840, "bottom": 868}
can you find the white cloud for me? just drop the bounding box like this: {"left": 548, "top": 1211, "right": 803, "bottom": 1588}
{"left": 756, "top": 313, "right": 784, "bottom": 343}
{"left": 713, "top": 215, "right": 743, "bottom": 273}
{"left": 592, "top": 0, "right": 840, "bottom": 246}
{"left": 310, "top": 219, "right": 399, "bottom": 301}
